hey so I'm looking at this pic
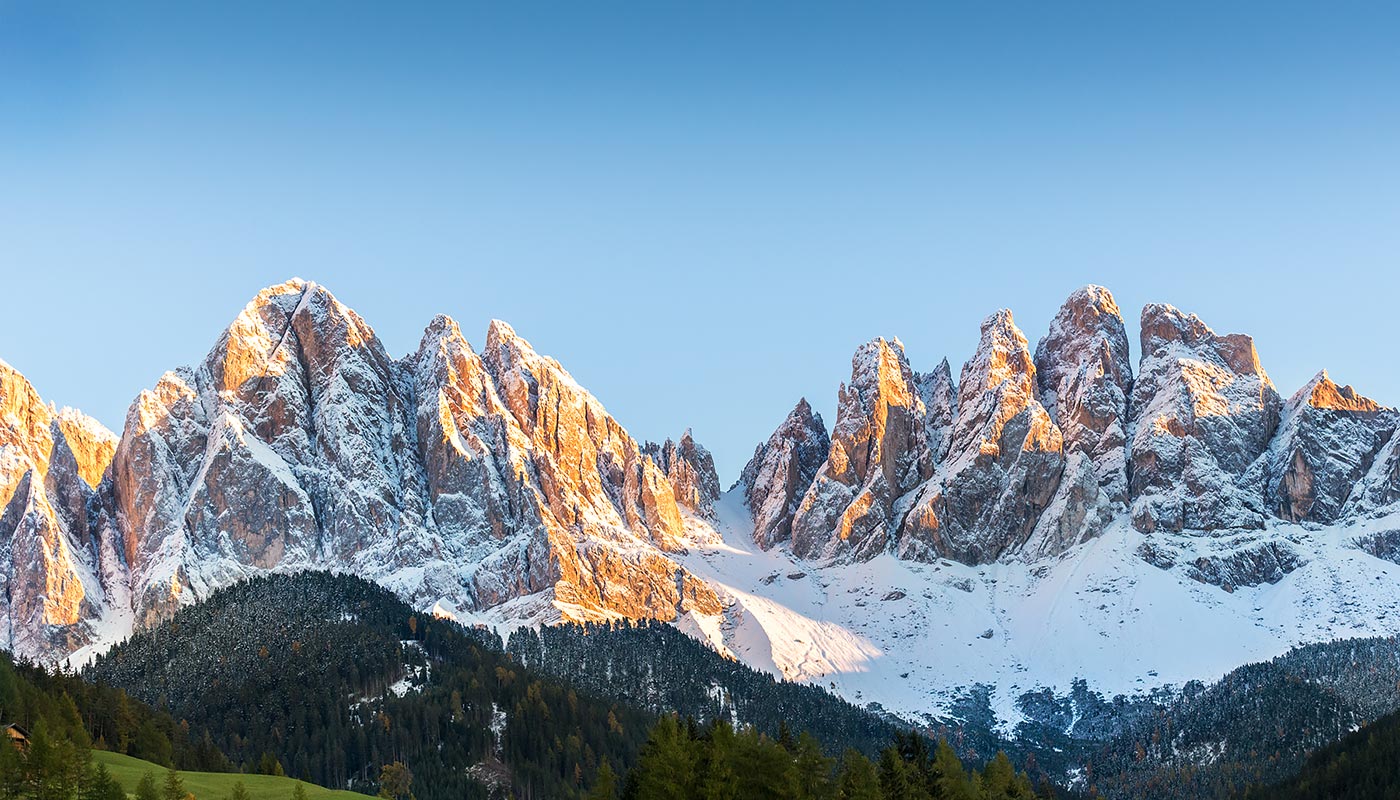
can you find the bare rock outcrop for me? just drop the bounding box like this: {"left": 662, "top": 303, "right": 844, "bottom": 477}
{"left": 738, "top": 399, "right": 830, "bottom": 550}
{"left": 1127, "top": 304, "right": 1281, "bottom": 533}
{"left": 896, "top": 311, "right": 1066, "bottom": 563}
{"left": 1262, "top": 371, "right": 1397, "bottom": 523}
{"left": 0, "top": 359, "right": 120, "bottom": 657}
{"left": 645, "top": 432, "right": 722, "bottom": 519}
{"left": 789, "top": 339, "right": 927, "bottom": 561}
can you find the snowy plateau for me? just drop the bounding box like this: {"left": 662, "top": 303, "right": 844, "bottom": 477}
{"left": 5, "top": 278, "right": 1400, "bottom": 737}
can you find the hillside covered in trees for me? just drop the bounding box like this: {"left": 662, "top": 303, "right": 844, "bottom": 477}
{"left": 1241, "top": 702, "right": 1400, "bottom": 800}
{"left": 1086, "top": 637, "right": 1400, "bottom": 799}
{"left": 86, "top": 572, "right": 655, "bottom": 799}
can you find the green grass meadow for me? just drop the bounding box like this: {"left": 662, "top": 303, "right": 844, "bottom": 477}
{"left": 92, "top": 751, "right": 368, "bottom": 800}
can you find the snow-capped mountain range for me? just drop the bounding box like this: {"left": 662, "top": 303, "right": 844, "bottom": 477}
{"left": 5, "top": 278, "right": 1400, "bottom": 727}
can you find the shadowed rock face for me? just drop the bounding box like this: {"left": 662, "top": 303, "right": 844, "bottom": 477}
{"left": 790, "top": 338, "right": 927, "bottom": 561}
{"left": 738, "top": 399, "right": 830, "bottom": 550}
{"left": 914, "top": 359, "right": 957, "bottom": 468}
{"left": 1344, "top": 419, "right": 1400, "bottom": 519}
{"left": 0, "top": 359, "right": 119, "bottom": 656}
{"left": 1263, "top": 372, "right": 1397, "bottom": 523}
{"left": 1029, "top": 286, "right": 1133, "bottom": 552}
{"left": 1127, "top": 304, "right": 1282, "bottom": 533}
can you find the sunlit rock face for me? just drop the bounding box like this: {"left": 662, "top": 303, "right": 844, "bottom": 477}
{"left": 0, "top": 359, "right": 120, "bottom": 657}
{"left": 790, "top": 338, "right": 928, "bottom": 561}
{"left": 113, "top": 279, "right": 428, "bottom": 625}
{"left": 481, "top": 319, "right": 690, "bottom": 553}
{"left": 738, "top": 399, "right": 830, "bottom": 550}
{"left": 1029, "top": 286, "right": 1133, "bottom": 552}
{"left": 1127, "top": 304, "right": 1282, "bottom": 533}
{"left": 411, "top": 315, "right": 558, "bottom": 609}
{"left": 474, "top": 318, "right": 718, "bottom": 619}
{"left": 1262, "top": 371, "right": 1397, "bottom": 523}
{"left": 896, "top": 310, "right": 1066, "bottom": 564}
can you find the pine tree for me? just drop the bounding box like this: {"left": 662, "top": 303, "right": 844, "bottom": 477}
{"left": 697, "top": 721, "right": 739, "bottom": 800}
{"left": 932, "top": 739, "right": 975, "bottom": 800}
{"left": 227, "top": 781, "right": 253, "bottom": 800}
{"left": 162, "top": 768, "right": 187, "bottom": 800}
{"left": 588, "top": 759, "right": 618, "bottom": 800}
{"left": 629, "top": 715, "right": 696, "bottom": 800}
{"left": 878, "top": 748, "right": 918, "bottom": 800}
{"left": 135, "top": 771, "right": 160, "bottom": 800}
{"left": 835, "top": 750, "right": 881, "bottom": 800}
{"left": 80, "top": 764, "right": 126, "bottom": 800}
{"left": 793, "top": 732, "right": 834, "bottom": 800}
{"left": 292, "top": 782, "right": 310, "bottom": 800}
{"left": 0, "top": 741, "right": 25, "bottom": 800}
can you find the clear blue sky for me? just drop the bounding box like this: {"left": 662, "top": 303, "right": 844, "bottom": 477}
{"left": 2, "top": 1, "right": 1398, "bottom": 482}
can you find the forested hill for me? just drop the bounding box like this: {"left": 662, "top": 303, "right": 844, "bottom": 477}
{"left": 1088, "top": 637, "right": 1400, "bottom": 799}
{"left": 85, "top": 572, "right": 655, "bottom": 800}
{"left": 1241, "top": 703, "right": 1400, "bottom": 800}
{"left": 507, "top": 621, "right": 905, "bottom": 757}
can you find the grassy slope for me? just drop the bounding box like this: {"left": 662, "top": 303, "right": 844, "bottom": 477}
{"left": 93, "top": 751, "right": 368, "bottom": 800}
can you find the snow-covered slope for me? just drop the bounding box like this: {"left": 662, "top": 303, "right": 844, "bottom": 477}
{"left": 5, "top": 278, "right": 1400, "bottom": 738}
{"left": 673, "top": 489, "right": 1400, "bottom": 728}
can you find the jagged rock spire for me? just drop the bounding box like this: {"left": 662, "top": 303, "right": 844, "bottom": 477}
{"left": 1264, "top": 370, "right": 1397, "bottom": 522}
{"left": 1028, "top": 286, "right": 1133, "bottom": 550}
{"left": 789, "top": 338, "right": 927, "bottom": 561}
{"left": 914, "top": 359, "right": 957, "bottom": 468}
{"left": 0, "top": 358, "right": 119, "bottom": 656}
{"left": 896, "top": 310, "right": 1065, "bottom": 563}
{"left": 738, "top": 399, "right": 831, "bottom": 550}
{"left": 644, "top": 431, "right": 722, "bottom": 520}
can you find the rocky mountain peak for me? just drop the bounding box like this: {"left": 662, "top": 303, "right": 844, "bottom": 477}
{"left": 896, "top": 309, "right": 1066, "bottom": 563}
{"left": 1264, "top": 370, "right": 1397, "bottom": 523}
{"left": 1129, "top": 303, "right": 1281, "bottom": 532}
{"left": 1301, "top": 370, "right": 1386, "bottom": 413}
{"left": 0, "top": 357, "right": 57, "bottom": 473}
{"left": 945, "top": 309, "right": 1050, "bottom": 469}
{"left": 739, "top": 398, "right": 831, "bottom": 550}
{"left": 1031, "top": 286, "right": 1133, "bottom": 540}
{"left": 645, "top": 431, "right": 722, "bottom": 519}
{"left": 52, "top": 408, "right": 118, "bottom": 489}
{"left": 789, "top": 337, "right": 927, "bottom": 561}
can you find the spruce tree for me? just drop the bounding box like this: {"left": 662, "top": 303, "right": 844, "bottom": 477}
{"left": 835, "top": 750, "right": 881, "bottom": 800}
{"left": 135, "top": 771, "right": 160, "bottom": 800}
{"left": 588, "top": 759, "right": 618, "bottom": 800}
{"left": 162, "top": 768, "right": 187, "bottom": 800}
